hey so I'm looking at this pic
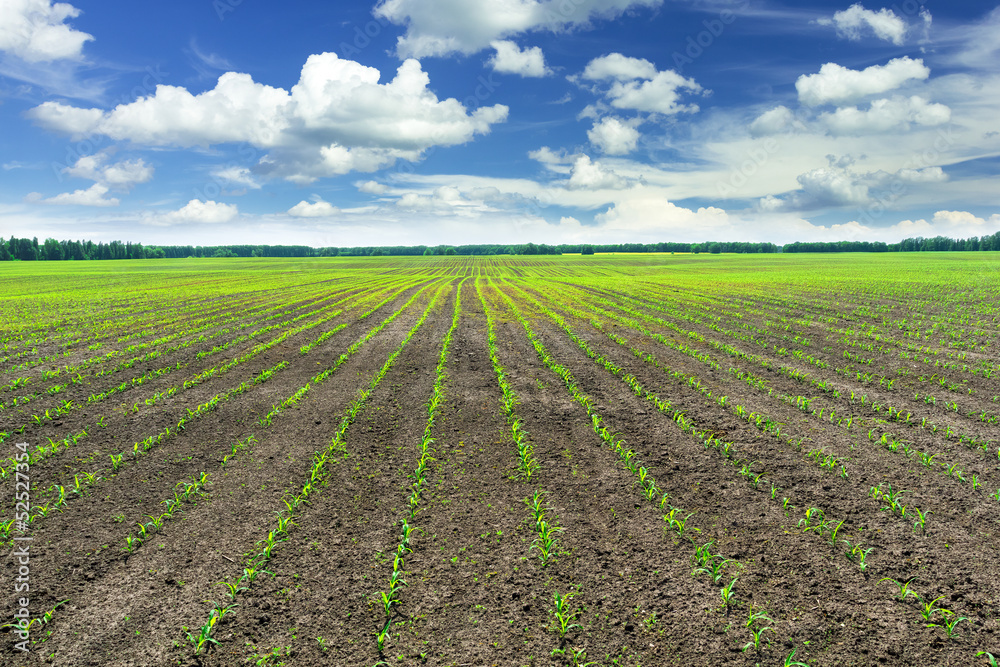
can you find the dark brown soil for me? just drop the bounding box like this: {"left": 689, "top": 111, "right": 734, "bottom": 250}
{"left": 2, "top": 269, "right": 998, "bottom": 667}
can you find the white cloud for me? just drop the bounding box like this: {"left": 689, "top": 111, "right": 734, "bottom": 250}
{"left": 606, "top": 70, "right": 701, "bottom": 115}
{"left": 288, "top": 199, "right": 341, "bottom": 217}
{"left": 595, "top": 191, "right": 730, "bottom": 235}
{"left": 588, "top": 116, "right": 640, "bottom": 155}
{"left": 796, "top": 56, "right": 930, "bottom": 106}
{"left": 882, "top": 211, "right": 1000, "bottom": 240}
{"left": 357, "top": 180, "right": 388, "bottom": 194}
{"left": 931, "top": 210, "right": 1000, "bottom": 229}
{"left": 762, "top": 164, "right": 950, "bottom": 212}
{"left": 155, "top": 199, "right": 238, "bottom": 225}
{"left": 749, "top": 105, "right": 798, "bottom": 137}
{"left": 896, "top": 166, "right": 947, "bottom": 183}
{"left": 581, "top": 53, "right": 658, "bottom": 81}
{"left": 796, "top": 166, "right": 871, "bottom": 205}
{"left": 374, "top": 0, "right": 662, "bottom": 58}
{"left": 394, "top": 186, "right": 496, "bottom": 216}
{"left": 528, "top": 146, "right": 577, "bottom": 174}
{"left": 817, "top": 4, "right": 907, "bottom": 45}
{"left": 30, "top": 183, "right": 118, "bottom": 207}
{"left": 820, "top": 95, "right": 950, "bottom": 135}
{"left": 212, "top": 166, "right": 261, "bottom": 189}
{"left": 0, "top": 0, "right": 93, "bottom": 62}
{"left": 63, "top": 154, "right": 153, "bottom": 189}
{"left": 488, "top": 40, "right": 551, "bottom": 77}
{"left": 28, "top": 103, "right": 102, "bottom": 138}
{"left": 28, "top": 53, "right": 509, "bottom": 183}
{"left": 577, "top": 54, "right": 702, "bottom": 116}
{"left": 567, "top": 155, "right": 629, "bottom": 189}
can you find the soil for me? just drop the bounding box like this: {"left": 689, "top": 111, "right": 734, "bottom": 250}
{"left": 1, "top": 270, "right": 998, "bottom": 667}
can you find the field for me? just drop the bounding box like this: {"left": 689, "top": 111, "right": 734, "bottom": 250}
{"left": 1, "top": 253, "right": 999, "bottom": 667}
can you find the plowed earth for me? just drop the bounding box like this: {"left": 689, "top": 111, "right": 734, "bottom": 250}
{"left": 2, "top": 261, "right": 999, "bottom": 667}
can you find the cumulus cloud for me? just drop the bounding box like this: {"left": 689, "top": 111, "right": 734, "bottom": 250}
{"left": 488, "top": 40, "right": 550, "bottom": 77}
{"left": 796, "top": 167, "right": 871, "bottom": 206}
{"left": 154, "top": 199, "right": 238, "bottom": 225}
{"left": 749, "top": 105, "right": 798, "bottom": 137}
{"left": 595, "top": 191, "right": 730, "bottom": 235}
{"left": 212, "top": 166, "right": 261, "bottom": 189}
{"left": 762, "top": 164, "right": 949, "bottom": 212}
{"left": 930, "top": 209, "right": 1000, "bottom": 229}
{"left": 607, "top": 70, "right": 701, "bottom": 115}
{"left": 29, "top": 183, "right": 118, "bottom": 207}
{"left": 528, "top": 146, "right": 572, "bottom": 165}
{"left": 887, "top": 211, "right": 1000, "bottom": 239}
{"left": 820, "top": 95, "right": 950, "bottom": 135}
{"left": 357, "top": 180, "right": 388, "bottom": 194}
{"left": 567, "top": 155, "right": 629, "bottom": 189}
{"left": 796, "top": 56, "right": 930, "bottom": 106}
{"left": 28, "top": 53, "right": 509, "bottom": 183}
{"left": 587, "top": 116, "right": 640, "bottom": 154}
{"left": 63, "top": 153, "right": 153, "bottom": 189}
{"left": 393, "top": 186, "right": 495, "bottom": 216}
{"left": 30, "top": 153, "right": 152, "bottom": 206}
{"left": 288, "top": 198, "right": 340, "bottom": 217}
{"left": 0, "top": 0, "right": 93, "bottom": 62}
{"left": 374, "top": 0, "right": 662, "bottom": 58}
{"left": 581, "top": 53, "right": 658, "bottom": 81}
{"left": 817, "top": 4, "right": 907, "bottom": 45}
{"left": 578, "top": 53, "right": 702, "bottom": 116}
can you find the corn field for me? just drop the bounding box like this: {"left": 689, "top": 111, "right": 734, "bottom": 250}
{"left": 1, "top": 253, "right": 999, "bottom": 666}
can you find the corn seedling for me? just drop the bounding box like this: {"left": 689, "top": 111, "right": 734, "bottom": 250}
{"left": 912, "top": 508, "right": 930, "bottom": 534}
{"left": 917, "top": 594, "right": 947, "bottom": 622}
{"left": 664, "top": 508, "right": 699, "bottom": 540}
{"left": 879, "top": 576, "right": 919, "bottom": 601}
{"left": 743, "top": 625, "right": 772, "bottom": 653}
{"left": 927, "top": 609, "right": 968, "bottom": 638}
{"left": 720, "top": 576, "right": 738, "bottom": 609}
{"left": 550, "top": 590, "right": 583, "bottom": 637}
{"left": 784, "top": 647, "right": 811, "bottom": 666}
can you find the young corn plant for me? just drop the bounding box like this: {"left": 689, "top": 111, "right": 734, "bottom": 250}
{"left": 720, "top": 576, "right": 738, "bottom": 610}
{"left": 927, "top": 610, "right": 969, "bottom": 639}
{"left": 743, "top": 624, "right": 773, "bottom": 654}
{"left": 526, "top": 491, "right": 563, "bottom": 566}
{"left": 879, "top": 576, "right": 919, "bottom": 601}
{"left": 550, "top": 590, "right": 583, "bottom": 638}
{"left": 917, "top": 594, "right": 947, "bottom": 622}
{"left": 664, "top": 507, "right": 699, "bottom": 541}
{"left": 911, "top": 507, "right": 930, "bottom": 534}
{"left": 784, "top": 647, "right": 811, "bottom": 666}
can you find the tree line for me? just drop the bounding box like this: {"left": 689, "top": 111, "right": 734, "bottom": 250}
{"left": 1, "top": 234, "right": 998, "bottom": 261}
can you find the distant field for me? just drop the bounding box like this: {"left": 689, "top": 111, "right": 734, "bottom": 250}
{"left": 1, "top": 253, "right": 999, "bottom": 666}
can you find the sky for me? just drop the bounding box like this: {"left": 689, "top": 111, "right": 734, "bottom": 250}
{"left": 1, "top": 0, "right": 999, "bottom": 248}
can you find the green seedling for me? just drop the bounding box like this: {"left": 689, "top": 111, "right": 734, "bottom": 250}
{"left": 927, "top": 609, "right": 968, "bottom": 638}
{"left": 784, "top": 647, "right": 811, "bottom": 666}
{"left": 551, "top": 590, "right": 583, "bottom": 638}
{"left": 879, "top": 576, "right": 919, "bottom": 601}
{"left": 720, "top": 576, "right": 738, "bottom": 609}
{"left": 743, "top": 625, "right": 772, "bottom": 653}
{"left": 917, "top": 594, "right": 947, "bottom": 622}
{"left": 912, "top": 508, "right": 930, "bottom": 534}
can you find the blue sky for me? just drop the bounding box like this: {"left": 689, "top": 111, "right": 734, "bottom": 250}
{"left": 1, "top": 0, "right": 999, "bottom": 247}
